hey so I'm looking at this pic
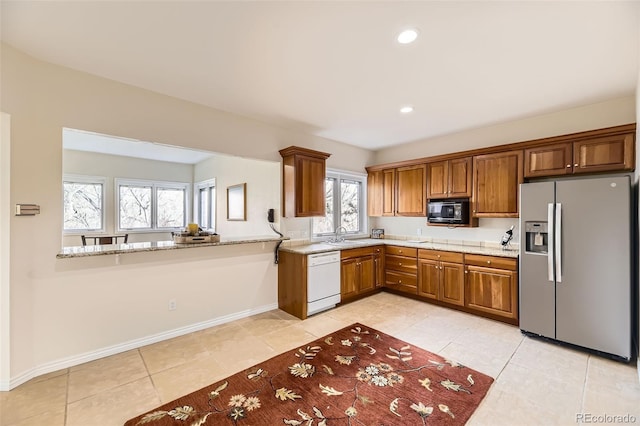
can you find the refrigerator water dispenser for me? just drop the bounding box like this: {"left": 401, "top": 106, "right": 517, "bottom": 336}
{"left": 525, "top": 222, "right": 548, "bottom": 254}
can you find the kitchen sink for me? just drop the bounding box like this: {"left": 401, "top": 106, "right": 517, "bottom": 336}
{"left": 325, "top": 240, "right": 364, "bottom": 247}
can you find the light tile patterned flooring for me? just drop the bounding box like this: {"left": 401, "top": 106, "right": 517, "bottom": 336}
{"left": 1, "top": 292, "right": 639, "bottom": 425}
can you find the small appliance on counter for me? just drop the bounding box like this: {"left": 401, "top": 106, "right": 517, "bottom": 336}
{"left": 371, "top": 228, "right": 385, "bottom": 239}
{"left": 172, "top": 223, "right": 220, "bottom": 244}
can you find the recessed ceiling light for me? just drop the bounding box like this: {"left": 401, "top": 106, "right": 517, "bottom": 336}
{"left": 400, "top": 106, "right": 414, "bottom": 114}
{"left": 397, "top": 28, "right": 418, "bottom": 44}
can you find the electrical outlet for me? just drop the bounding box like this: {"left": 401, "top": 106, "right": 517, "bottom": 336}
{"left": 168, "top": 299, "right": 177, "bottom": 311}
{"left": 417, "top": 228, "right": 422, "bottom": 236}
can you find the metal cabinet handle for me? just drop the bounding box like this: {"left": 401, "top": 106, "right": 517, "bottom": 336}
{"left": 399, "top": 262, "right": 402, "bottom": 266}
{"left": 487, "top": 260, "right": 491, "bottom": 264}
{"left": 398, "top": 280, "right": 402, "bottom": 284}
{"left": 464, "top": 270, "right": 468, "bottom": 274}
{"left": 437, "top": 254, "right": 441, "bottom": 258}
{"left": 566, "top": 164, "right": 571, "bottom": 168}
{"left": 574, "top": 163, "right": 578, "bottom": 167}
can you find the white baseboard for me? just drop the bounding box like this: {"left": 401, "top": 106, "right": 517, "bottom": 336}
{"left": 1, "top": 302, "right": 278, "bottom": 391}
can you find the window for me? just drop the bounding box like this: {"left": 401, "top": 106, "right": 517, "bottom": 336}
{"left": 63, "top": 175, "right": 105, "bottom": 232}
{"left": 116, "top": 179, "right": 189, "bottom": 231}
{"left": 195, "top": 179, "right": 216, "bottom": 231}
{"left": 313, "top": 171, "right": 366, "bottom": 237}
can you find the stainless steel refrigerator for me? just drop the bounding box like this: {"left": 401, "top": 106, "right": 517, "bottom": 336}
{"left": 519, "top": 175, "right": 631, "bottom": 360}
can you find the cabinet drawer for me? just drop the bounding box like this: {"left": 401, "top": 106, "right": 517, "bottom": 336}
{"left": 418, "top": 249, "right": 463, "bottom": 263}
{"left": 341, "top": 246, "right": 375, "bottom": 259}
{"left": 385, "top": 255, "right": 417, "bottom": 273}
{"left": 386, "top": 246, "right": 417, "bottom": 257}
{"left": 465, "top": 254, "right": 517, "bottom": 271}
{"left": 385, "top": 270, "right": 417, "bottom": 294}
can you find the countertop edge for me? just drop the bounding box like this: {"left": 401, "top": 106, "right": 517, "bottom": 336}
{"left": 57, "top": 236, "right": 288, "bottom": 259}
{"left": 279, "top": 239, "right": 519, "bottom": 258}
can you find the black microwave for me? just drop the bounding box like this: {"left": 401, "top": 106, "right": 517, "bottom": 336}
{"left": 427, "top": 200, "right": 470, "bottom": 224}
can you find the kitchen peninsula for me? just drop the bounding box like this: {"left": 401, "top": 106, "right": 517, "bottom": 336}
{"left": 57, "top": 235, "right": 286, "bottom": 258}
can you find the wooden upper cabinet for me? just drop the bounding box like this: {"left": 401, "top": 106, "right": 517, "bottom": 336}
{"left": 427, "top": 157, "right": 472, "bottom": 199}
{"left": 525, "top": 133, "right": 634, "bottom": 178}
{"left": 367, "top": 165, "right": 425, "bottom": 217}
{"left": 395, "top": 164, "right": 427, "bottom": 216}
{"left": 367, "top": 170, "right": 384, "bottom": 217}
{"left": 279, "top": 146, "right": 330, "bottom": 217}
{"left": 382, "top": 169, "right": 396, "bottom": 216}
{"left": 524, "top": 143, "right": 573, "bottom": 178}
{"left": 473, "top": 150, "right": 523, "bottom": 218}
{"left": 573, "top": 133, "right": 634, "bottom": 174}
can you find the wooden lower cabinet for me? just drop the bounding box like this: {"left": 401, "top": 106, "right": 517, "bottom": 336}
{"left": 464, "top": 254, "right": 518, "bottom": 322}
{"left": 385, "top": 246, "right": 418, "bottom": 294}
{"left": 418, "top": 250, "right": 465, "bottom": 306}
{"left": 341, "top": 246, "right": 383, "bottom": 302}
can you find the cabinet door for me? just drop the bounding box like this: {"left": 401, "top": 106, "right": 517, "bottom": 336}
{"left": 440, "top": 261, "right": 465, "bottom": 306}
{"left": 341, "top": 258, "right": 359, "bottom": 300}
{"left": 396, "top": 164, "right": 427, "bottom": 216}
{"left": 367, "top": 170, "right": 383, "bottom": 217}
{"left": 448, "top": 157, "right": 472, "bottom": 198}
{"left": 418, "top": 259, "right": 439, "bottom": 300}
{"left": 373, "top": 250, "right": 385, "bottom": 288}
{"left": 359, "top": 256, "right": 375, "bottom": 293}
{"left": 382, "top": 169, "right": 396, "bottom": 216}
{"left": 524, "top": 143, "right": 572, "bottom": 178}
{"left": 295, "top": 155, "right": 326, "bottom": 217}
{"left": 473, "top": 150, "right": 523, "bottom": 218}
{"left": 465, "top": 266, "right": 518, "bottom": 320}
{"left": 573, "top": 133, "right": 634, "bottom": 174}
{"left": 426, "top": 161, "right": 448, "bottom": 199}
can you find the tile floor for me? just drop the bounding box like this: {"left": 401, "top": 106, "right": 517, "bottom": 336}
{"left": 1, "top": 292, "right": 639, "bottom": 426}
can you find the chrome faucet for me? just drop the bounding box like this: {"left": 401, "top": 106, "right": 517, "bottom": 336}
{"left": 333, "top": 226, "right": 347, "bottom": 242}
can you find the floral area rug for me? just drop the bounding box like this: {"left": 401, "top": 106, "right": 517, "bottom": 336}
{"left": 125, "top": 323, "right": 493, "bottom": 425}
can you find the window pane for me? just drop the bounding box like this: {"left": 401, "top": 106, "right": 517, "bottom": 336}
{"left": 119, "top": 185, "right": 152, "bottom": 229}
{"left": 341, "top": 179, "right": 360, "bottom": 232}
{"left": 157, "top": 187, "right": 185, "bottom": 228}
{"left": 63, "top": 182, "right": 103, "bottom": 230}
{"left": 312, "top": 178, "right": 335, "bottom": 234}
{"left": 199, "top": 188, "right": 209, "bottom": 228}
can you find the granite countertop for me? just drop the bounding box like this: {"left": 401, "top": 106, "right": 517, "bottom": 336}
{"left": 57, "top": 235, "right": 287, "bottom": 258}
{"left": 279, "top": 238, "right": 519, "bottom": 258}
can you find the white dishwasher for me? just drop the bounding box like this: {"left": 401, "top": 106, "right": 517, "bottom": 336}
{"left": 307, "top": 251, "right": 341, "bottom": 316}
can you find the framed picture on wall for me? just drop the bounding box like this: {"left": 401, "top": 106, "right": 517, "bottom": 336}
{"left": 227, "top": 183, "right": 246, "bottom": 221}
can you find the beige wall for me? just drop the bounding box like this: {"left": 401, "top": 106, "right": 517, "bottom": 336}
{"left": 0, "top": 43, "right": 373, "bottom": 388}
{"left": 374, "top": 96, "right": 636, "bottom": 166}
{"left": 193, "top": 154, "right": 281, "bottom": 237}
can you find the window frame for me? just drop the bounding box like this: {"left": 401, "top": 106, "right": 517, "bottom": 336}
{"left": 194, "top": 178, "right": 216, "bottom": 232}
{"left": 115, "top": 178, "right": 190, "bottom": 233}
{"left": 62, "top": 174, "right": 107, "bottom": 234}
{"left": 312, "top": 169, "right": 367, "bottom": 240}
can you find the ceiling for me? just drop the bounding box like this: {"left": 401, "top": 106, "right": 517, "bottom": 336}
{"left": 2, "top": 1, "right": 639, "bottom": 151}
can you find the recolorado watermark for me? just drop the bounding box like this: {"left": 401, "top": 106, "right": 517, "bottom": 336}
{"left": 576, "top": 413, "right": 637, "bottom": 423}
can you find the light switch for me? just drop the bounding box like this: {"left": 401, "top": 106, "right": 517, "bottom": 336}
{"left": 15, "top": 204, "right": 40, "bottom": 216}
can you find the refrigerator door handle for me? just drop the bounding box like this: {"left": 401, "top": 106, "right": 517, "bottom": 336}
{"left": 548, "top": 203, "right": 554, "bottom": 282}
{"left": 555, "top": 203, "right": 562, "bottom": 283}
